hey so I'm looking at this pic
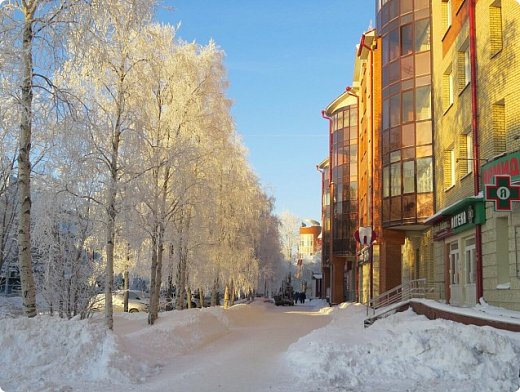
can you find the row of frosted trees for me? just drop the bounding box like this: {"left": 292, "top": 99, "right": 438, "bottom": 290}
{"left": 0, "top": 0, "right": 285, "bottom": 328}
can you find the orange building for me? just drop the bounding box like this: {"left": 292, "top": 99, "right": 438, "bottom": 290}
{"left": 375, "top": 0, "right": 435, "bottom": 295}
{"left": 353, "top": 30, "right": 386, "bottom": 304}
{"left": 321, "top": 91, "right": 359, "bottom": 304}
{"left": 317, "top": 158, "right": 331, "bottom": 300}
{"left": 320, "top": 1, "right": 435, "bottom": 305}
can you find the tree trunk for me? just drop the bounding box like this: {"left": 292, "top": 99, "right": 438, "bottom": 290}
{"left": 199, "top": 289, "right": 204, "bottom": 308}
{"left": 105, "top": 189, "right": 116, "bottom": 330}
{"left": 123, "top": 245, "right": 129, "bottom": 313}
{"left": 105, "top": 123, "right": 121, "bottom": 330}
{"left": 186, "top": 286, "right": 192, "bottom": 309}
{"left": 18, "top": 10, "right": 37, "bottom": 318}
{"left": 229, "top": 279, "right": 235, "bottom": 306}
{"left": 166, "top": 272, "right": 174, "bottom": 311}
{"left": 150, "top": 223, "right": 164, "bottom": 322}
{"left": 147, "top": 234, "right": 158, "bottom": 324}
{"left": 211, "top": 276, "right": 219, "bottom": 306}
{"left": 175, "top": 250, "right": 186, "bottom": 310}
{"left": 224, "top": 284, "right": 229, "bottom": 309}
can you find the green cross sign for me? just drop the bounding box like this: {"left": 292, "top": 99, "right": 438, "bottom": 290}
{"left": 485, "top": 175, "right": 520, "bottom": 211}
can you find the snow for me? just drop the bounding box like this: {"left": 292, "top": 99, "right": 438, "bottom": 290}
{"left": 1, "top": 297, "right": 520, "bottom": 392}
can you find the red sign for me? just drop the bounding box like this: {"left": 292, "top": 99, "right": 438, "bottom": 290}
{"left": 482, "top": 152, "right": 520, "bottom": 187}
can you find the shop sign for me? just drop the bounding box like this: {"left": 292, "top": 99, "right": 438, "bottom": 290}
{"left": 432, "top": 202, "right": 483, "bottom": 241}
{"left": 433, "top": 219, "right": 452, "bottom": 241}
{"left": 485, "top": 175, "right": 520, "bottom": 211}
{"left": 481, "top": 151, "right": 520, "bottom": 187}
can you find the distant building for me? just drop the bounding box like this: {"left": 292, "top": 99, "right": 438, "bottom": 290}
{"left": 298, "top": 219, "right": 321, "bottom": 258}
{"left": 295, "top": 219, "right": 322, "bottom": 299}
{"left": 317, "top": 159, "right": 331, "bottom": 300}
{"left": 322, "top": 90, "right": 359, "bottom": 304}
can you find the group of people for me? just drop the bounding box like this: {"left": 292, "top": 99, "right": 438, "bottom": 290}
{"left": 293, "top": 291, "right": 306, "bottom": 304}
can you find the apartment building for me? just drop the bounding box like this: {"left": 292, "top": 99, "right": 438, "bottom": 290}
{"left": 429, "top": 0, "right": 520, "bottom": 310}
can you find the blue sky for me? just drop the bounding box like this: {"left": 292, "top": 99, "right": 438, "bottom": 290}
{"left": 157, "top": 1, "right": 375, "bottom": 221}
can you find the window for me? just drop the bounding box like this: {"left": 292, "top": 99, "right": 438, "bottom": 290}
{"left": 383, "top": 166, "right": 390, "bottom": 197}
{"left": 389, "top": 28, "right": 400, "bottom": 63}
{"left": 415, "top": 85, "right": 431, "bottom": 121}
{"left": 442, "top": 0, "right": 452, "bottom": 32}
{"left": 403, "top": 161, "right": 415, "bottom": 193}
{"left": 465, "top": 237, "right": 476, "bottom": 285}
{"left": 450, "top": 240, "right": 459, "bottom": 285}
{"left": 391, "top": 162, "right": 402, "bottom": 196}
{"left": 442, "top": 66, "right": 454, "bottom": 110}
{"left": 383, "top": 99, "right": 390, "bottom": 130}
{"left": 415, "top": 19, "right": 431, "bottom": 53}
{"left": 492, "top": 101, "right": 506, "bottom": 154}
{"left": 401, "top": 24, "right": 413, "bottom": 56}
{"left": 390, "top": 94, "right": 401, "bottom": 127}
{"left": 417, "top": 157, "right": 433, "bottom": 193}
{"left": 458, "top": 45, "right": 471, "bottom": 92}
{"left": 382, "top": 34, "right": 390, "bottom": 66}
{"left": 496, "top": 217, "right": 509, "bottom": 285}
{"left": 444, "top": 149, "right": 456, "bottom": 189}
{"left": 402, "top": 90, "right": 414, "bottom": 123}
{"left": 459, "top": 132, "right": 473, "bottom": 177}
{"left": 489, "top": 1, "right": 503, "bottom": 56}
{"left": 402, "top": 123, "right": 414, "bottom": 147}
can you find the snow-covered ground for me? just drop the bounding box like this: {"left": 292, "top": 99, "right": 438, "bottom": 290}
{"left": 1, "top": 297, "right": 520, "bottom": 392}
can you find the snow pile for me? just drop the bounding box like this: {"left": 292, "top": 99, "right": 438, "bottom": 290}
{"left": 2, "top": 298, "right": 520, "bottom": 391}
{"left": 0, "top": 315, "right": 137, "bottom": 392}
{"left": 0, "top": 297, "right": 24, "bottom": 319}
{"left": 285, "top": 303, "right": 520, "bottom": 392}
{"left": 124, "top": 307, "right": 230, "bottom": 359}
{"left": 0, "top": 306, "right": 231, "bottom": 392}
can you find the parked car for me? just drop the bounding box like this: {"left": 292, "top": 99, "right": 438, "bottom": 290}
{"left": 91, "top": 290, "right": 149, "bottom": 313}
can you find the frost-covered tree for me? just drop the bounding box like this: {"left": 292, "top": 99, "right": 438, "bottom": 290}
{"left": 279, "top": 211, "right": 301, "bottom": 262}
{"left": 0, "top": 0, "right": 89, "bottom": 317}
{"left": 60, "top": 0, "right": 156, "bottom": 329}
{"left": 0, "top": 86, "right": 18, "bottom": 282}
{"left": 1, "top": 1, "right": 285, "bottom": 323}
{"left": 31, "top": 190, "right": 101, "bottom": 319}
{"left": 255, "top": 199, "right": 284, "bottom": 298}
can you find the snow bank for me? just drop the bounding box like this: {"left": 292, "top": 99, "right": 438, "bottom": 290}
{"left": 0, "top": 306, "right": 231, "bottom": 392}
{"left": 0, "top": 315, "right": 136, "bottom": 392}
{"left": 285, "top": 303, "right": 520, "bottom": 392}
{"left": 124, "top": 307, "right": 230, "bottom": 358}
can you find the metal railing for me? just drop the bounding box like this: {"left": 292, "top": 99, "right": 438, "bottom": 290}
{"left": 368, "top": 278, "right": 431, "bottom": 316}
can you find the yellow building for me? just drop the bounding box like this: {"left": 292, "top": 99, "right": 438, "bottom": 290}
{"left": 429, "top": 0, "right": 520, "bottom": 310}
{"left": 475, "top": 0, "right": 520, "bottom": 311}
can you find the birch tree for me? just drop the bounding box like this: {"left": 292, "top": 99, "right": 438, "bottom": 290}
{"left": 0, "top": 0, "right": 87, "bottom": 316}
{"left": 0, "top": 79, "right": 18, "bottom": 283}
{"left": 61, "top": 0, "right": 155, "bottom": 329}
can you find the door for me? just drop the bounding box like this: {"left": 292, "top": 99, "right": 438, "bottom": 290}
{"left": 449, "top": 241, "right": 463, "bottom": 306}
{"left": 463, "top": 237, "right": 477, "bottom": 306}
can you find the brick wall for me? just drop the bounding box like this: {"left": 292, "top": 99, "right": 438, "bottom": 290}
{"left": 476, "top": 0, "right": 520, "bottom": 310}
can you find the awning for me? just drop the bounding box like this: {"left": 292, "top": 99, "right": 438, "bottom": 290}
{"left": 424, "top": 193, "right": 484, "bottom": 225}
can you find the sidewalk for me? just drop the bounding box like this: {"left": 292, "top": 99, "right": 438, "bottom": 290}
{"left": 410, "top": 298, "right": 520, "bottom": 332}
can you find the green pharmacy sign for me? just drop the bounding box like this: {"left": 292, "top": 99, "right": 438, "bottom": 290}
{"left": 485, "top": 175, "right": 520, "bottom": 211}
